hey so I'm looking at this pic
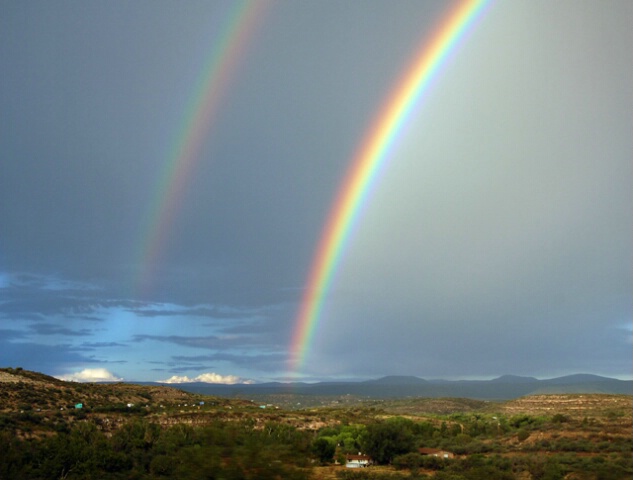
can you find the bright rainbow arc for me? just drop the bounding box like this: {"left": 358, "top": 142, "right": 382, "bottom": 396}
{"left": 136, "top": 1, "right": 266, "bottom": 298}
{"left": 289, "top": 0, "right": 490, "bottom": 375}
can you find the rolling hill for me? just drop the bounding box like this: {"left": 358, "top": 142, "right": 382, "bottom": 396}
{"left": 165, "top": 373, "right": 632, "bottom": 400}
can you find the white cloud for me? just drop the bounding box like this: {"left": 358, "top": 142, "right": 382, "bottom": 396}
{"left": 159, "top": 372, "right": 253, "bottom": 384}
{"left": 56, "top": 368, "right": 122, "bottom": 383}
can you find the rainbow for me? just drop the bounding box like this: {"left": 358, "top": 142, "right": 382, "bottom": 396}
{"left": 136, "top": 1, "right": 266, "bottom": 298}
{"left": 289, "top": 0, "right": 490, "bottom": 375}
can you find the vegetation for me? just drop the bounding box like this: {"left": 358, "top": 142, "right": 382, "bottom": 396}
{"left": 0, "top": 368, "right": 631, "bottom": 479}
{"left": 0, "top": 419, "right": 312, "bottom": 479}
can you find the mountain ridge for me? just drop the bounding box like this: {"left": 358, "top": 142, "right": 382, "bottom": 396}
{"left": 490, "top": 375, "right": 539, "bottom": 384}
{"left": 146, "top": 373, "right": 632, "bottom": 400}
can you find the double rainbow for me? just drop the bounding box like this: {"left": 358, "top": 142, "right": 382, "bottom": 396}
{"left": 289, "top": 0, "right": 490, "bottom": 375}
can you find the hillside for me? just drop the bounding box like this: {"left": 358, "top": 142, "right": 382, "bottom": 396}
{"left": 0, "top": 367, "right": 217, "bottom": 412}
{"left": 1, "top": 368, "right": 631, "bottom": 479}
{"left": 2, "top": 368, "right": 630, "bottom": 436}
{"left": 168, "top": 373, "right": 632, "bottom": 406}
{"left": 0, "top": 367, "right": 338, "bottom": 436}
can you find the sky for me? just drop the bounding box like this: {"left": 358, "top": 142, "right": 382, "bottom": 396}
{"left": 1, "top": 0, "right": 631, "bottom": 384}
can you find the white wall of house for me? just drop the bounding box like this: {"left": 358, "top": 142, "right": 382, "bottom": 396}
{"left": 345, "top": 459, "right": 369, "bottom": 468}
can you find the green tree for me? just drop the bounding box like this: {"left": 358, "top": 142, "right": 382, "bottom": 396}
{"left": 0, "top": 431, "right": 28, "bottom": 479}
{"left": 312, "top": 437, "right": 336, "bottom": 464}
{"left": 334, "top": 424, "right": 366, "bottom": 454}
{"left": 361, "top": 418, "right": 415, "bottom": 464}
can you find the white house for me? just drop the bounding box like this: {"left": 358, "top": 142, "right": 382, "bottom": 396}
{"left": 345, "top": 454, "right": 372, "bottom": 468}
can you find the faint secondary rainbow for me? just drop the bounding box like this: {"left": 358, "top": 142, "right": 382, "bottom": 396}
{"left": 289, "top": 0, "right": 490, "bottom": 375}
{"left": 136, "top": 1, "right": 266, "bottom": 298}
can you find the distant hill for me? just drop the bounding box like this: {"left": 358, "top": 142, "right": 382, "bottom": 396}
{"left": 362, "top": 375, "right": 429, "bottom": 385}
{"left": 164, "top": 373, "right": 632, "bottom": 400}
{"left": 541, "top": 374, "right": 615, "bottom": 385}
{"left": 3, "top": 367, "right": 629, "bottom": 407}
{"left": 490, "top": 375, "right": 539, "bottom": 384}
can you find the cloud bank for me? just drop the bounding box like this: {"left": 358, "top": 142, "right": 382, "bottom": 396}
{"left": 56, "top": 368, "right": 123, "bottom": 383}
{"left": 159, "top": 372, "right": 253, "bottom": 385}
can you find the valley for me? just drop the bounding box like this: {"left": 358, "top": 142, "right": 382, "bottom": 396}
{"left": 0, "top": 368, "right": 631, "bottom": 479}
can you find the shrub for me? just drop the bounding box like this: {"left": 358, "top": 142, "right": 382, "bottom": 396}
{"left": 150, "top": 454, "right": 173, "bottom": 476}
{"left": 551, "top": 414, "right": 569, "bottom": 423}
{"left": 393, "top": 452, "right": 424, "bottom": 470}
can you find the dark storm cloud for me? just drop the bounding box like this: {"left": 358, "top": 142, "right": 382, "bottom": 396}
{"left": 131, "top": 307, "right": 229, "bottom": 318}
{"left": 28, "top": 323, "right": 93, "bottom": 337}
{"left": 0, "top": 273, "right": 134, "bottom": 321}
{"left": 172, "top": 353, "right": 287, "bottom": 373}
{"left": 0, "top": 329, "right": 27, "bottom": 340}
{"left": 1, "top": 1, "right": 630, "bottom": 381}
{"left": 128, "top": 304, "right": 266, "bottom": 320}
{"left": 80, "top": 342, "right": 127, "bottom": 349}
{"left": 167, "top": 365, "right": 215, "bottom": 374}
{"left": 0, "top": 340, "right": 100, "bottom": 375}
{"left": 132, "top": 334, "right": 269, "bottom": 351}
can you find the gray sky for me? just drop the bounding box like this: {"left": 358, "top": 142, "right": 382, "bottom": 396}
{"left": 1, "top": 0, "right": 631, "bottom": 383}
